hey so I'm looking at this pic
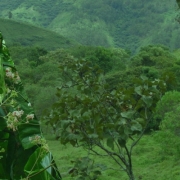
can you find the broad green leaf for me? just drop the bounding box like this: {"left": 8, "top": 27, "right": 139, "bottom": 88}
{"left": 124, "top": 126, "right": 132, "bottom": 136}
{"left": 88, "top": 134, "right": 98, "bottom": 139}
{"left": 135, "top": 118, "right": 145, "bottom": 127}
{"left": 131, "top": 123, "right": 142, "bottom": 132}
{"left": 0, "top": 111, "right": 7, "bottom": 131}
{"left": 107, "top": 138, "right": 114, "bottom": 150}
{"left": 0, "top": 88, "right": 3, "bottom": 94}
{"left": 66, "top": 81, "right": 72, "bottom": 87}
{"left": 41, "top": 152, "right": 53, "bottom": 175}
{"left": 19, "top": 122, "right": 41, "bottom": 147}
{"left": 121, "top": 110, "right": 135, "bottom": 119}
{"left": 135, "top": 86, "right": 142, "bottom": 95}
{"left": 24, "top": 148, "right": 54, "bottom": 180}
{"left": 140, "top": 75, "right": 148, "bottom": 81}
{"left": 118, "top": 138, "right": 126, "bottom": 147}
{"left": 21, "top": 136, "right": 39, "bottom": 149}
{"left": 142, "top": 95, "right": 152, "bottom": 107}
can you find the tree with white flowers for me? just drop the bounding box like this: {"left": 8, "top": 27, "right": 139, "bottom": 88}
{"left": 0, "top": 32, "right": 61, "bottom": 179}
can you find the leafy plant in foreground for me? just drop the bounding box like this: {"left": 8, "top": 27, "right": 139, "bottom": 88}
{"left": 0, "top": 32, "right": 61, "bottom": 179}
{"left": 49, "top": 57, "right": 167, "bottom": 180}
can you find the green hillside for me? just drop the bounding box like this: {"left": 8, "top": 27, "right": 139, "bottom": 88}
{"left": 0, "top": 18, "right": 77, "bottom": 50}
{"left": 1, "top": 1, "right": 180, "bottom": 179}
{"left": 0, "top": 0, "right": 180, "bottom": 52}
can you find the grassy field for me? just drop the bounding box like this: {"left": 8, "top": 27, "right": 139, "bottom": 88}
{"left": 43, "top": 126, "right": 180, "bottom": 180}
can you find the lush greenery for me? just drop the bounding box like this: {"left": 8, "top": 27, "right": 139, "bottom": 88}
{"left": 6, "top": 43, "right": 180, "bottom": 179}
{"left": 0, "top": 18, "right": 77, "bottom": 50}
{"left": 8, "top": 44, "right": 180, "bottom": 124}
{"left": 0, "top": 34, "right": 61, "bottom": 179}
{"left": 48, "top": 56, "right": 169, "bottom": 180}
{"left": 45, "top": 132, "right": 180, "bottom": 180}
{"left": 0, "top": 0, "right": 180, "bottom": 52}
{"left": 1, "top": 0, "right": 180, "bottom": 179}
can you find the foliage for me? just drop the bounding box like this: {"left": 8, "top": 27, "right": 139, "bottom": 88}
{"left": 153, "top": 91, "right": 180, "bottom": 130}
{"left": 68, "top": 46, "right": 130, "bottom": 73}
{"left": 45, "top": 132, "right": 180, "bottom": 180}
{"left": 0, "top": 34, "right": 61, "bottom": 179}
{"left": 105, "top": 45, "right": 178, "bottom": 92}
{"left": 8, "top": 47, "right": 66, "bottom": 118}
{"left": 154, "top": 105, "right": 180, "bottom": 160}
{"left": 69, "top": 157, "right": 102, "bottom": 180}
{"left": 49, "top": 57, "right": 167, "bottom": 180}
{"left": 0, "top": 1, "right": 179, "bottom": 52}
{"left": 9, "top": 46, "right": 127, "bottom": 117}
{"left": 177, "top": 0, "right": 180, "bottom": 8}
{"left": 0, "top": 18, "right": 77, "bottom": 50}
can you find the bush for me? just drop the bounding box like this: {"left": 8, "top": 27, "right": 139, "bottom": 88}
{"left": 152, "top": 91, "right": 180, "bottom": 130}
{"left": 154, "top": 106, "right": 180, "bottom": 160}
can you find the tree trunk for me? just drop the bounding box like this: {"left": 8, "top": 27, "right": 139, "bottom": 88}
{"left": 127, "top": 165, "right": 135, "bottom": 180}
{"left": 128, "top": 173, "right": 135, "bottom": 180}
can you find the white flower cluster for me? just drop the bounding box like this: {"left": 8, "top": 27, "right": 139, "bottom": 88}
{"left": 29, "top": 135, "right": 49, "bottom": 152}
{"left": 6, "top": 110, "right": 35, "bottom": 130}
{"left": 12, "top": 110, "right": 24, "bottom": 118}
{"left": 5, "top": 67, "right": 21, "bottom": 84}
{"left": 6, "top": 110, "right": 24, "bottom": 131}
{"left": 26, "top": 114, "right": 34, "bottom": 123}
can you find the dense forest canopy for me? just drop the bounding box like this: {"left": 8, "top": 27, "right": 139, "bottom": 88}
{"left": 0, "top": 0, "right": 179, "bottom": 52}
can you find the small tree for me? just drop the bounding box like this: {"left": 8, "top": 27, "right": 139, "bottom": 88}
{"left": 49, "top": 57, "right": 167, "bottom": 180}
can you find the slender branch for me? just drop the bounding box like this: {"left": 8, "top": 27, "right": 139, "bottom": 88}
{"left": 26, "top": 147, "right": 43, "bottom": 179}
{"left": 28, "top": 162, "right": 55, "bottom": 178}
{"left": 95, "top": 141, "right": 127, "bottom": 172}
{"left": 88, "top": 147, "right": 109, "bottom": 157}
{"left": 130, "top": 108, "right": 153, "bottom": 153}
{"left": 124, "top": 145, "right": 132, "bottom": 168}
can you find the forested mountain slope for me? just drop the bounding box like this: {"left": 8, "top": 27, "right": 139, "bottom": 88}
{"left": 0, "top": 18, "right": 77, "bottom": 50}
{"left": 0, "top": 0, "right": 179, "bottom": 52}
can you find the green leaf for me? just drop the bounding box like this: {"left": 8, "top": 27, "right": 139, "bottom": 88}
{"left": 131, "top": 123, "right": 142, "bottom": 132}
{"left": 93, "top": 170, "right": 102, "bottom": 176}
{"left": 136, "top": 118, "right": 145, "bottom": 127}
{"left": 21, "top": 136, "right": 38, "bottom": 149}
{"left": 106, "top": 138, "right": 114, "bottom": 150}
{"left": 135, "top": 86, "right": 142, "bottom": 95}
{"left": 118, "top": 139, "right": 126, "bottom": 147}
{"left": 0, "top": 112, "right": 7, "bottom": 131}
{"left": 19, "top": 122, "right": 41, "bottom": 148}
{"left": 66, "top": 81, "right": 72, "bottom": 87}
{"left": 88, "top": 134, "right": 98, "bottom": 139}
{"left": 140, "top": 75, "right": 148, "bottom": 81}
{"left": 0, "top": 88, "right": 3, "bottom": 94}
{"left": 142, "top": 95, "right": 152, "bottom": 107}
{"left": 24, "top": 148, "right": 58, "bottom": 180}
{"left": 121, "top": 110, "right": 135, "bottom": 119}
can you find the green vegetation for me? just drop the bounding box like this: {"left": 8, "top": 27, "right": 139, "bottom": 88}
{"left": 0, "top": 0, "right": 180, "bottom": 52}
{"left": 48, "top": 56, "right": 168, "bottom": 180}
{"left": 0, "top": 18, "right": 77, "bottom": 50}
{"left": 1, "top": 0, "right": 180, "bottom": 179}
{"left": 1, "top": 42, "right": 179, "bottom": 179}
{"left": 45, "top": 133, "right": 180, "bottom": 180}
{"left": 0, "top": 34, "right": 61, "bottom": 179}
